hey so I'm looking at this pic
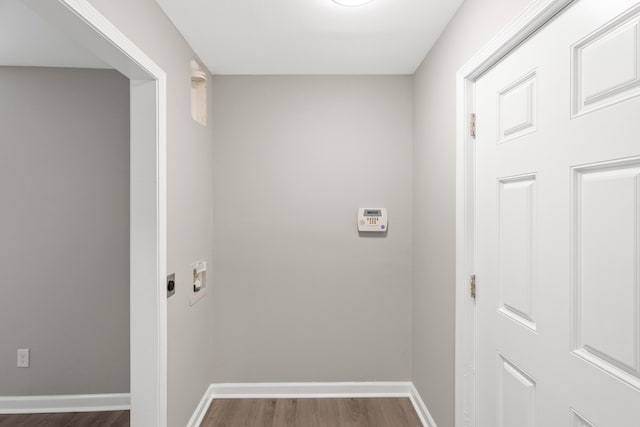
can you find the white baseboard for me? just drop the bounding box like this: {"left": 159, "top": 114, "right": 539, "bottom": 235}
{"left": 0, "top": 393, "right": 130, "bottom": 414}
{"left": 186, "top": 384, "right": 216, "bottom": 427}
{"left": 409, "top": 384, "right": 438, "bottom": 427}
{"left": 209, "top": 381, "right": 415, "bottom": 398}
{"left": 186, "top": 382, "right": 437, "bottom": 427}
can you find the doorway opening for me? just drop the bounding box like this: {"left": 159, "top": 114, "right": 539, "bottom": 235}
{"left": 0, "top": 0, "right": 167, "bottom": 425}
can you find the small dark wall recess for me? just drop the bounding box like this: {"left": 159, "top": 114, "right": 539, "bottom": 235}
{"left": 167, "top": 273, "right": 176, "bottom": 298}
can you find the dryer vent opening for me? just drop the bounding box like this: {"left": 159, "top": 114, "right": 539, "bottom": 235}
{"left": 190, "top": 59, "right": 207, "bottom": 126}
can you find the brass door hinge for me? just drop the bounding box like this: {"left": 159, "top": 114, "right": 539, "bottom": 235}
{"left": 470, "top": 113, "right": 476, "bottom": 138}
{"left": 470, "top": 274, "right": 476, "bottom": 300}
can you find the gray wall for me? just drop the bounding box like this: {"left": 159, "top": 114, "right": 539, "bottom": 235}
{"left": 85, "top": 1, "right": 215, "bottom": 425}
{"left": 411, "top": 0, "right": 530, "bottom": 425}
{"left": 0, "top": 67, "right": 130, "bottom": 395}
{"left": 210, "top": 76, "right": 413, "bottom": 382}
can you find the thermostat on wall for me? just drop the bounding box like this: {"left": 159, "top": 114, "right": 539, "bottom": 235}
{"left": 357, "top": 208, "right": 388, "bottom": 232}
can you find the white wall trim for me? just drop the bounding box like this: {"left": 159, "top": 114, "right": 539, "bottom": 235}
{"left": 186, "top": 385, "right": 215, "bottom": 427}
{"left": 454, "top": 1, "right": 575, "bottom": 427}
{"left": 209, "top": 381, "right": 414, "bottom": 398}
{"left": 0, "top": 393, "right": 130, "bottom": 414}
{"left": 186, "top": 382, "right": 437, "bottom": 427}
{"left": 409, "top": 384, "right": 438, "bottom": 427}
{"left": 22, "top": 1, "right": 167, "bottom": 426}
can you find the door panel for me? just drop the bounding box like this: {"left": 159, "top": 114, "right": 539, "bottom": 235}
{"left": 572, "top": 8, "right": 640, "bottom": 116}
{"left": 572, "top": 410, "right": 596, "bottom": 427}
{"left": 499, "top": 71, "right": 538, "bottom": 143}
{"left": 498, "top": 175, "right": 537, "bottom": 331}
{"left": 572, "top": 161, "right": 640, "bottom": 388}
{"left": 475, "top": 0, "right": 640, "bottom": 426}
{"left": 498, "top": 355, "right": 537, "bottom": 427}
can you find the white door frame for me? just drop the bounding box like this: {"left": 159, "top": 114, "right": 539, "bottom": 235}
{"left": 454, "top": 1, "right": 575, "bottom": 426}
{"left": 23, "top": 1, "right": 168, "bottom": 426}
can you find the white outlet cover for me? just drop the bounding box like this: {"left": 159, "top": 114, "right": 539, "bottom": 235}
{"left": 17, "top": 348, "right": 29, "bottom": 368}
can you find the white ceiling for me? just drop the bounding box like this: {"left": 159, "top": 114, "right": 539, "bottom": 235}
{"left": 155, "top": 0, "right": 464, "bottom": 75}
{"left": 0, "top": 0, "right": 107, "bottom": 68}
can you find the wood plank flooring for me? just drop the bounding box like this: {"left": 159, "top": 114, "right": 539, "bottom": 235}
{"left": 201, "top": 398, "right": 423, "bottom": 427}
{"left": 0, "top": 411, "right": 129, "bottom": 427}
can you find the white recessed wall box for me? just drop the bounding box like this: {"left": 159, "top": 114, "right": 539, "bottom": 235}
{"left": 357, "top": 208, "right": 387, "bottom": 232}
{"left": 190, "top": 259, "right": 207, "bottom": 306}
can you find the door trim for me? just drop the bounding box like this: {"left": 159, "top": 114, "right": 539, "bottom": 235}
{"left": 454, "top": 1, "right": 575, "bottom": 426}
{"left": 23, "top": 1, "right": 168, "bottom": 426}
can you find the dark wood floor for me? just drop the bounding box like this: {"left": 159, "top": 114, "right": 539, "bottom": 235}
{"left": 0, "top": 411, "right": 129, "bottom": 427}
{"left": 201, "top": 398, "right": 423, "bottom": 427}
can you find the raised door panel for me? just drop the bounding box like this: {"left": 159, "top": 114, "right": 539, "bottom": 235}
{"left": 499, "top": 71, "right": 537, "bottom": 142}
{"left": 499, "top": 175, "right": 536, "bottom": 330}
{"left": 572, "top": 410, "right": 596, "bottom": 427}
{"left": 499, "top": 355, "right": 536, "bottom": 427}
{"left": 572, "top": 7, "right": 640, "bottom": 116}
{"left": 572, "top": 159, "right": 640, "bottom": 388}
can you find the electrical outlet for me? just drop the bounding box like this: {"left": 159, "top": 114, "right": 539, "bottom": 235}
{"left": 17, "top": 349, "right": 29, "bottom": 368}
{"left": 167, "top": 273, "right": 176, "bottom": 298}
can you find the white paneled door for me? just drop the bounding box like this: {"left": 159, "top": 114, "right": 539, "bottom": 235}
{"left": 475, "top": 0, "right": 640, "bottom": 426}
